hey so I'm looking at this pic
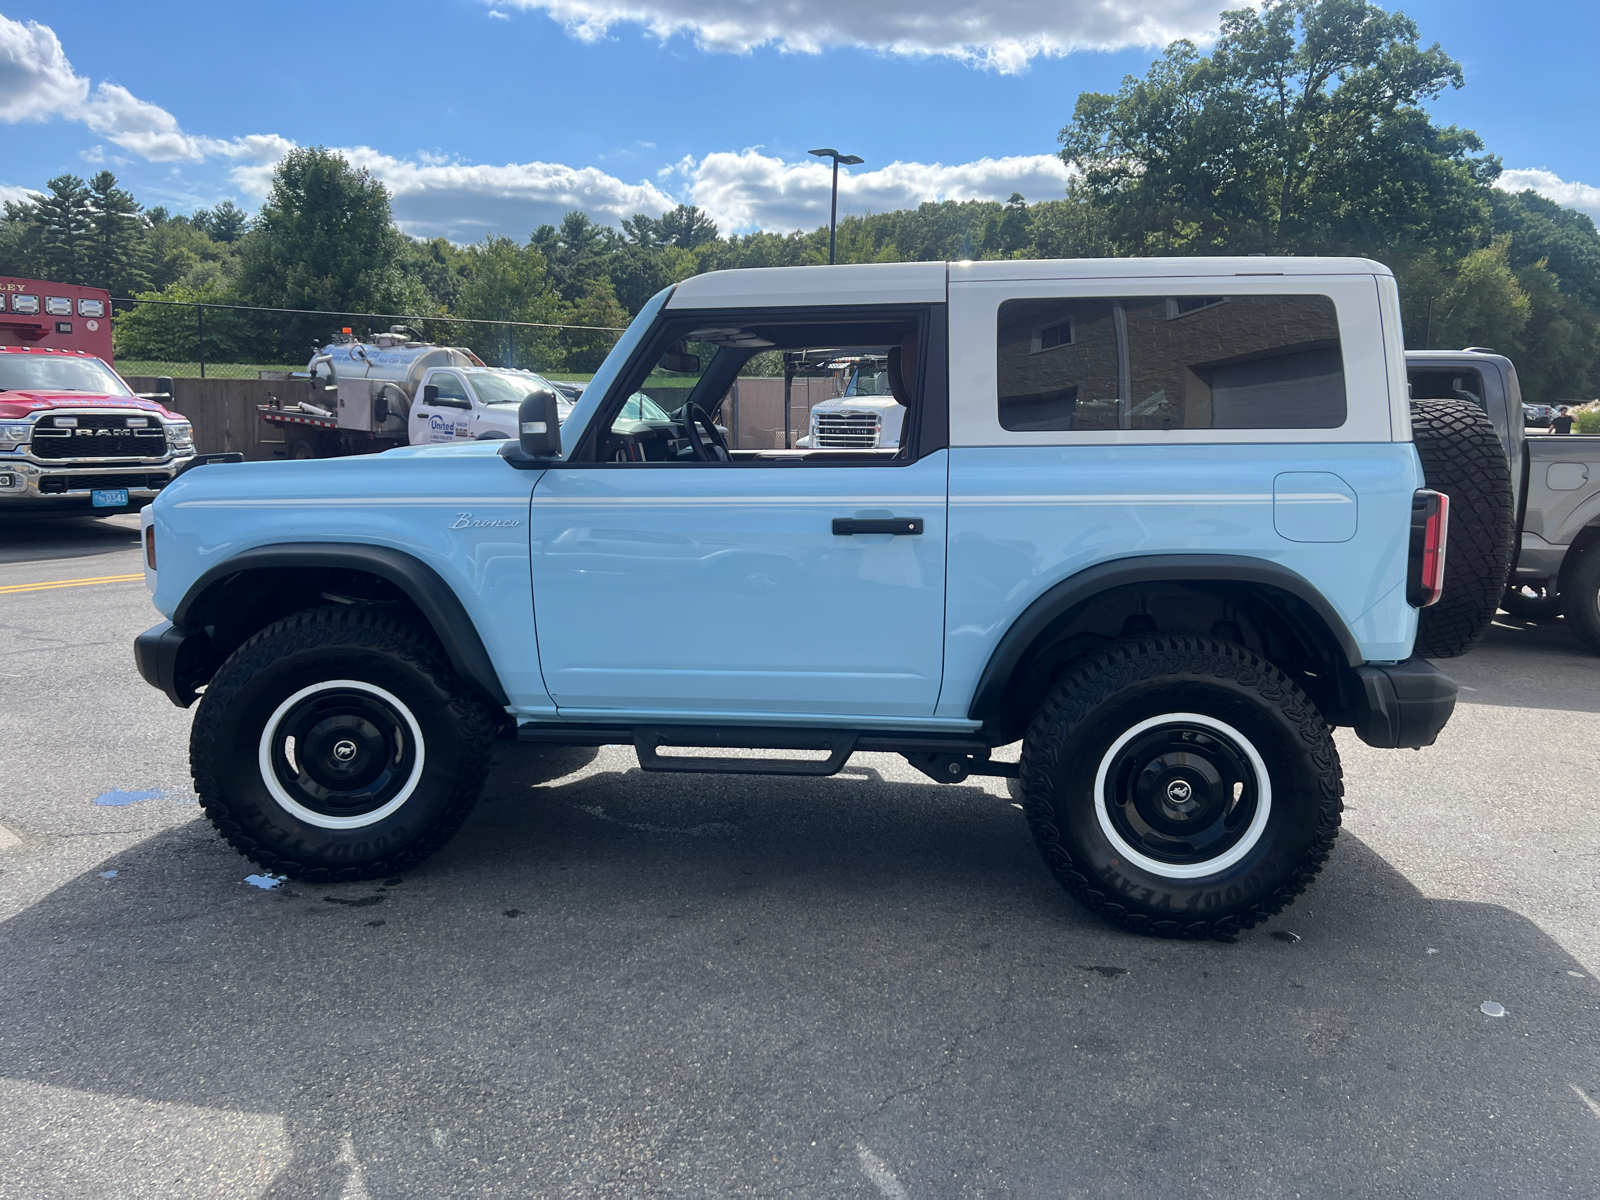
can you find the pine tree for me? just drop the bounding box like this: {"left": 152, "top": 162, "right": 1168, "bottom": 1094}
{"left": 192, "top": 200, "right": 249, "bottom": 243}
{"left": 85, "top": 171, "right": 151, "bottom": 295}
{"left": 29, "top": 175, "right": 94, "bottom": 283}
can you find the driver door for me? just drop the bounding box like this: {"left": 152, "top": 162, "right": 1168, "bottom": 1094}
{"left": 410, "top": 370, "right": 473, "bottom": 444}
{"left": 526, "top": 305, "right": 950, "bottom": 722}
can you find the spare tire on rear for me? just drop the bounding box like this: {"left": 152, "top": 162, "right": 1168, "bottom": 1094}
{"left": 1409, "top": 397, "right": 1514, "bottom": 658}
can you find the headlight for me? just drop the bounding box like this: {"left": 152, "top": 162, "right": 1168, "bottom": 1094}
{"left": 165, "top": 421, "right": 193, "bottom": 449}
{"left": 0, "top": 420, "right": 30, "bottom": 450}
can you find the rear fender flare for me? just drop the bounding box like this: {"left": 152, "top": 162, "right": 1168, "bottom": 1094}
{"left": 967, "top": 554, "right": 1362, "bottom": 735}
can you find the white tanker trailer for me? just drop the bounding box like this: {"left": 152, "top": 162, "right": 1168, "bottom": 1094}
{"left": 259, "top": 327, "right": 571, "bottom": 458}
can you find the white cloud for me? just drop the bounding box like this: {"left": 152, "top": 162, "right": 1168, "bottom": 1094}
{"left": 0, "top": 13, "right": 290, "bottom": 166}
{"left": 688, "top": 149, "right": 1074, "bottom": 232}
{"left": 227, "top": 144, "right": 1071, "bottom": 240}
{"left": 0, "top": 182, "right": 42, "bottom": 206}
{"left": 0, "top": 16, "right": 86, "bottom": 121}
{"left": 1497, "top": 168, "right": 1600, "bottom": 223}
{"left": 228, "top": 147, "right": 679, "bottom": 241}
{"left": 497, "top": 0, "right": 1223, "bottom": 71}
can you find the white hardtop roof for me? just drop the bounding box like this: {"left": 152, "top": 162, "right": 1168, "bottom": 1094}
{"left": 665, "top": 256, "right": 1392, "bottom": 309}
{"left": 667, "top": 261, "right": 946, "bottom": 308}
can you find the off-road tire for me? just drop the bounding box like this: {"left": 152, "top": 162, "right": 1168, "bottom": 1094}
{"left": 190, "top": 605, "right": 496, "bottom": 881}
{"left": 1559, "top": 546, "right": 1600, "bottom": 653}
{"left": 1017, "top": 636, "right": 1343, "bottom": 939}
{"left": 1410, "top": 397, "right": 1514, "bottom": 657}
{"left": 1501, "top": 582, "right": 1561, "bottom": 622}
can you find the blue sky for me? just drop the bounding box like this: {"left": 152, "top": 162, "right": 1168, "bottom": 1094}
{"left": 3, "top": 0, "right": 1597, "bottom": 240}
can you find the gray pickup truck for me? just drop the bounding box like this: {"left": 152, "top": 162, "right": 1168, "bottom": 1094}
{"left": 1407, "top": 350, "right": 1600, "bottom": 652}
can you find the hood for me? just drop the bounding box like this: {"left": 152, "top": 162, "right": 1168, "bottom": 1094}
{"left": 0, "top": 391, "right": 177, "bottom": 420}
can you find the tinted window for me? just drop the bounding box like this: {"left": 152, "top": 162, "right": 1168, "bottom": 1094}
{"left": 1409, "top": 367, "right": 1485, "bottom": 410}
{"left": 998, "top": 294, "right": 1346, "bottom": 431}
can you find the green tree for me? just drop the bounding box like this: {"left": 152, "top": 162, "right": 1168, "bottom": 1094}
{"left": 559, "top": 279, "right": 629, "bottom": 372}
{"left": 236, "top": 147, "right": 406, "bottom": 355}
{"left": 1059, "top": 0, "right": 1492, "bottom": 256}
{"left": 453, "top": 234, "right": 562, "bottom": 367}
{"left": 191, "top": 200, "right": 250, "bottom": 243}
{"left": 532, "top": 211, "right": 620, "bottom": 301}
{"left": 85, "top": 171, "right": 150, "bottom": 295}
{"left": 1425, "top": 236, "right": 1531, "bottom": 352}
{"left": 1491, "top": 189, "right": 1600, "bottom": 310}
{"left": 23, "top": 175, "right": 95, "bottom": 282}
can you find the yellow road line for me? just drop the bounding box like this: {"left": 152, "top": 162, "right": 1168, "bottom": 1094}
{"left": 0, "top": 573, "right": 144, "bottom": 595}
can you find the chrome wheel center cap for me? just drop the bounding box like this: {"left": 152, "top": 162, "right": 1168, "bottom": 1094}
{"left": 333, "top": 740, "right": 359, "bottom": 762}
{"left": 1166, "top": 779, "right": 1193, "bottom": 803}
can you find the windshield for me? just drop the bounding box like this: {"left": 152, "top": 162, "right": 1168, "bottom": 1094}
{"left": 844, "top": 366, "right": 893, "bottom": 397}
{"left": 620, "top": 392, "right": 671, "bottom": 422}
{"left": 464, "top": 369, "right": 556, "bottom": 406}
{"left": 0, "top": 354, "right": 133, "bottom": 397}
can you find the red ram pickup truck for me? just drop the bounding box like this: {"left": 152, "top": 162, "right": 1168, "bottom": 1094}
{"left": 0, "top": 345, "right": 195, "bottom": 515}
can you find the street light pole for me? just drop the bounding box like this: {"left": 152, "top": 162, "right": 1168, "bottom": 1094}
{"left": 808, "top": 148, "right": 864, "bottom": 265}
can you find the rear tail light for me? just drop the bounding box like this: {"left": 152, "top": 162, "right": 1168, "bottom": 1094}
{"left": 144, "top": 525, "right": 157, "bottom": 571}
{"left": 1407, "top": 489, "right": 1448, "bottom": 607}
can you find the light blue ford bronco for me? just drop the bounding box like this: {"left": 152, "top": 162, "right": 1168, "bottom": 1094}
{"left": 134, "top": 258, "right": 1496, "bottom": 939}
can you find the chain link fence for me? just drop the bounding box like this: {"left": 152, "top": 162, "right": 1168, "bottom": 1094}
{"left": 110, "top": 297, "right": 625, "bottom": 382}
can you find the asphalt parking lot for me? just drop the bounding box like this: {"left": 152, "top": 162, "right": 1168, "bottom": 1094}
{"left": 0, "top": 515, "right": 1596, "bottom": 1198}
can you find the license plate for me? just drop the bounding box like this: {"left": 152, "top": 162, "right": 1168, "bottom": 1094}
{"left": 91, "top": 488, "right": 130, "bottom": 508}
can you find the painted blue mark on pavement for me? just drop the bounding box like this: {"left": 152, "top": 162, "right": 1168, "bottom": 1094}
{"left": 93, "top": 788, "right": 166, "bottom": 806}
{"left": 98, "top": 870, "right": 118, "bottom": 879}
{"left": 244, "top": 875, "right": 285, "bottom": 890}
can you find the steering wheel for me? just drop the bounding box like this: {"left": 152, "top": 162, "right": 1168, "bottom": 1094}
{"left": 681, "top": 402, "right": 731, "bottom": 462}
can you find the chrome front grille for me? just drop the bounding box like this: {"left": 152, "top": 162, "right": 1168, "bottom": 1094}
{"left": 814, "top": 411, "right": 881, "bottom": 448}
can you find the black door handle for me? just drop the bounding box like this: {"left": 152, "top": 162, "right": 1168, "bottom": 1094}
{"left": 832, "top": 517, "right": 923, "bottom": 536}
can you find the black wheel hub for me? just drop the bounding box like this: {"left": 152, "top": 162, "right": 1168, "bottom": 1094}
{"left": 1106, "top": 723, "right": 1260, "bottom": 866}
{"left": 268, "top": 689, "right": 417, "bottom": 819}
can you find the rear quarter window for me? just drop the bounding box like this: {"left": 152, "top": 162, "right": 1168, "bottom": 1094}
{"left": 997, "top": 294, "right": 1346, "bottom": 432}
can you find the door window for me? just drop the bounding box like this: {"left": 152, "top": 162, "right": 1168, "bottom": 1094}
{"left": 428, "top": 372, "right": 471, "bottom": 406}
{"left": 575, "top": 308, "right": 940, "bottom": 464}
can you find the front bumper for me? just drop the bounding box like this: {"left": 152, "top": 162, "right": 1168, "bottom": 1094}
{"left": 1349, "top": 658, "right": 1457, "bottom": 749}
{"left": 134, "top": 620, "right": 216, "bottom": 707}
{"left": 0, "top": 453, "right": 194, "bottom": 511}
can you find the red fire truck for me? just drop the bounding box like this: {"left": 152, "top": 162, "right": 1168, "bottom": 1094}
{"left": 1, "top": 277, "right": 198, "bottom": 515}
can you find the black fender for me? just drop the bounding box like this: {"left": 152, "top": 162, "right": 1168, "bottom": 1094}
{"left": 169, "top": 542, "right": 510, "bottom": 708}
{"left": 967, "top": 554, "right": 1363, "bottom": 738}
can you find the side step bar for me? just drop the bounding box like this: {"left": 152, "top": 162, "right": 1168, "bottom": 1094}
{"left": 515, "top": 723, "right": 1018, "bottom": 782}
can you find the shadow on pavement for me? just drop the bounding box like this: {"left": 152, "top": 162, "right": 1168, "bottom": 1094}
{"left": 1, "top": 742, "right": 1596, "bottom": 1197}
{"left": 0, "top": 513, "right": 142, "bottom": 567}
{"left": 1444, "top": 616, "right": 1600, "bottom": 715}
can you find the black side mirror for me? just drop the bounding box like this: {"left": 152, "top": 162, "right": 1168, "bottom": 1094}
{"left": 156, "top": 376, "right": 175, "bottom": 402}
{"left": 499, "top": 388, "right": 562, "bottom": 468}
{"left": 422, "top": 384, "right": 439, "bottom": 404}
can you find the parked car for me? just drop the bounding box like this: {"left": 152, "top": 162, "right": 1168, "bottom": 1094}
{"left": 0, "top": 346, "right": 194, "bottom": 514}
{"left": 1522, "top": 402, "right": 1552, "bottom": 426}
{"left": 1409, "top": 349, "right": 1600, "bottom": 652}
{"left": 135, "top": 258, "right": 1504, "bottom": 939}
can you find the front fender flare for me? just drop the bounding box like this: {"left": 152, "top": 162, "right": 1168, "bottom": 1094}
{"left": 173, "top": 542, "right": 510, "bottom": 708}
